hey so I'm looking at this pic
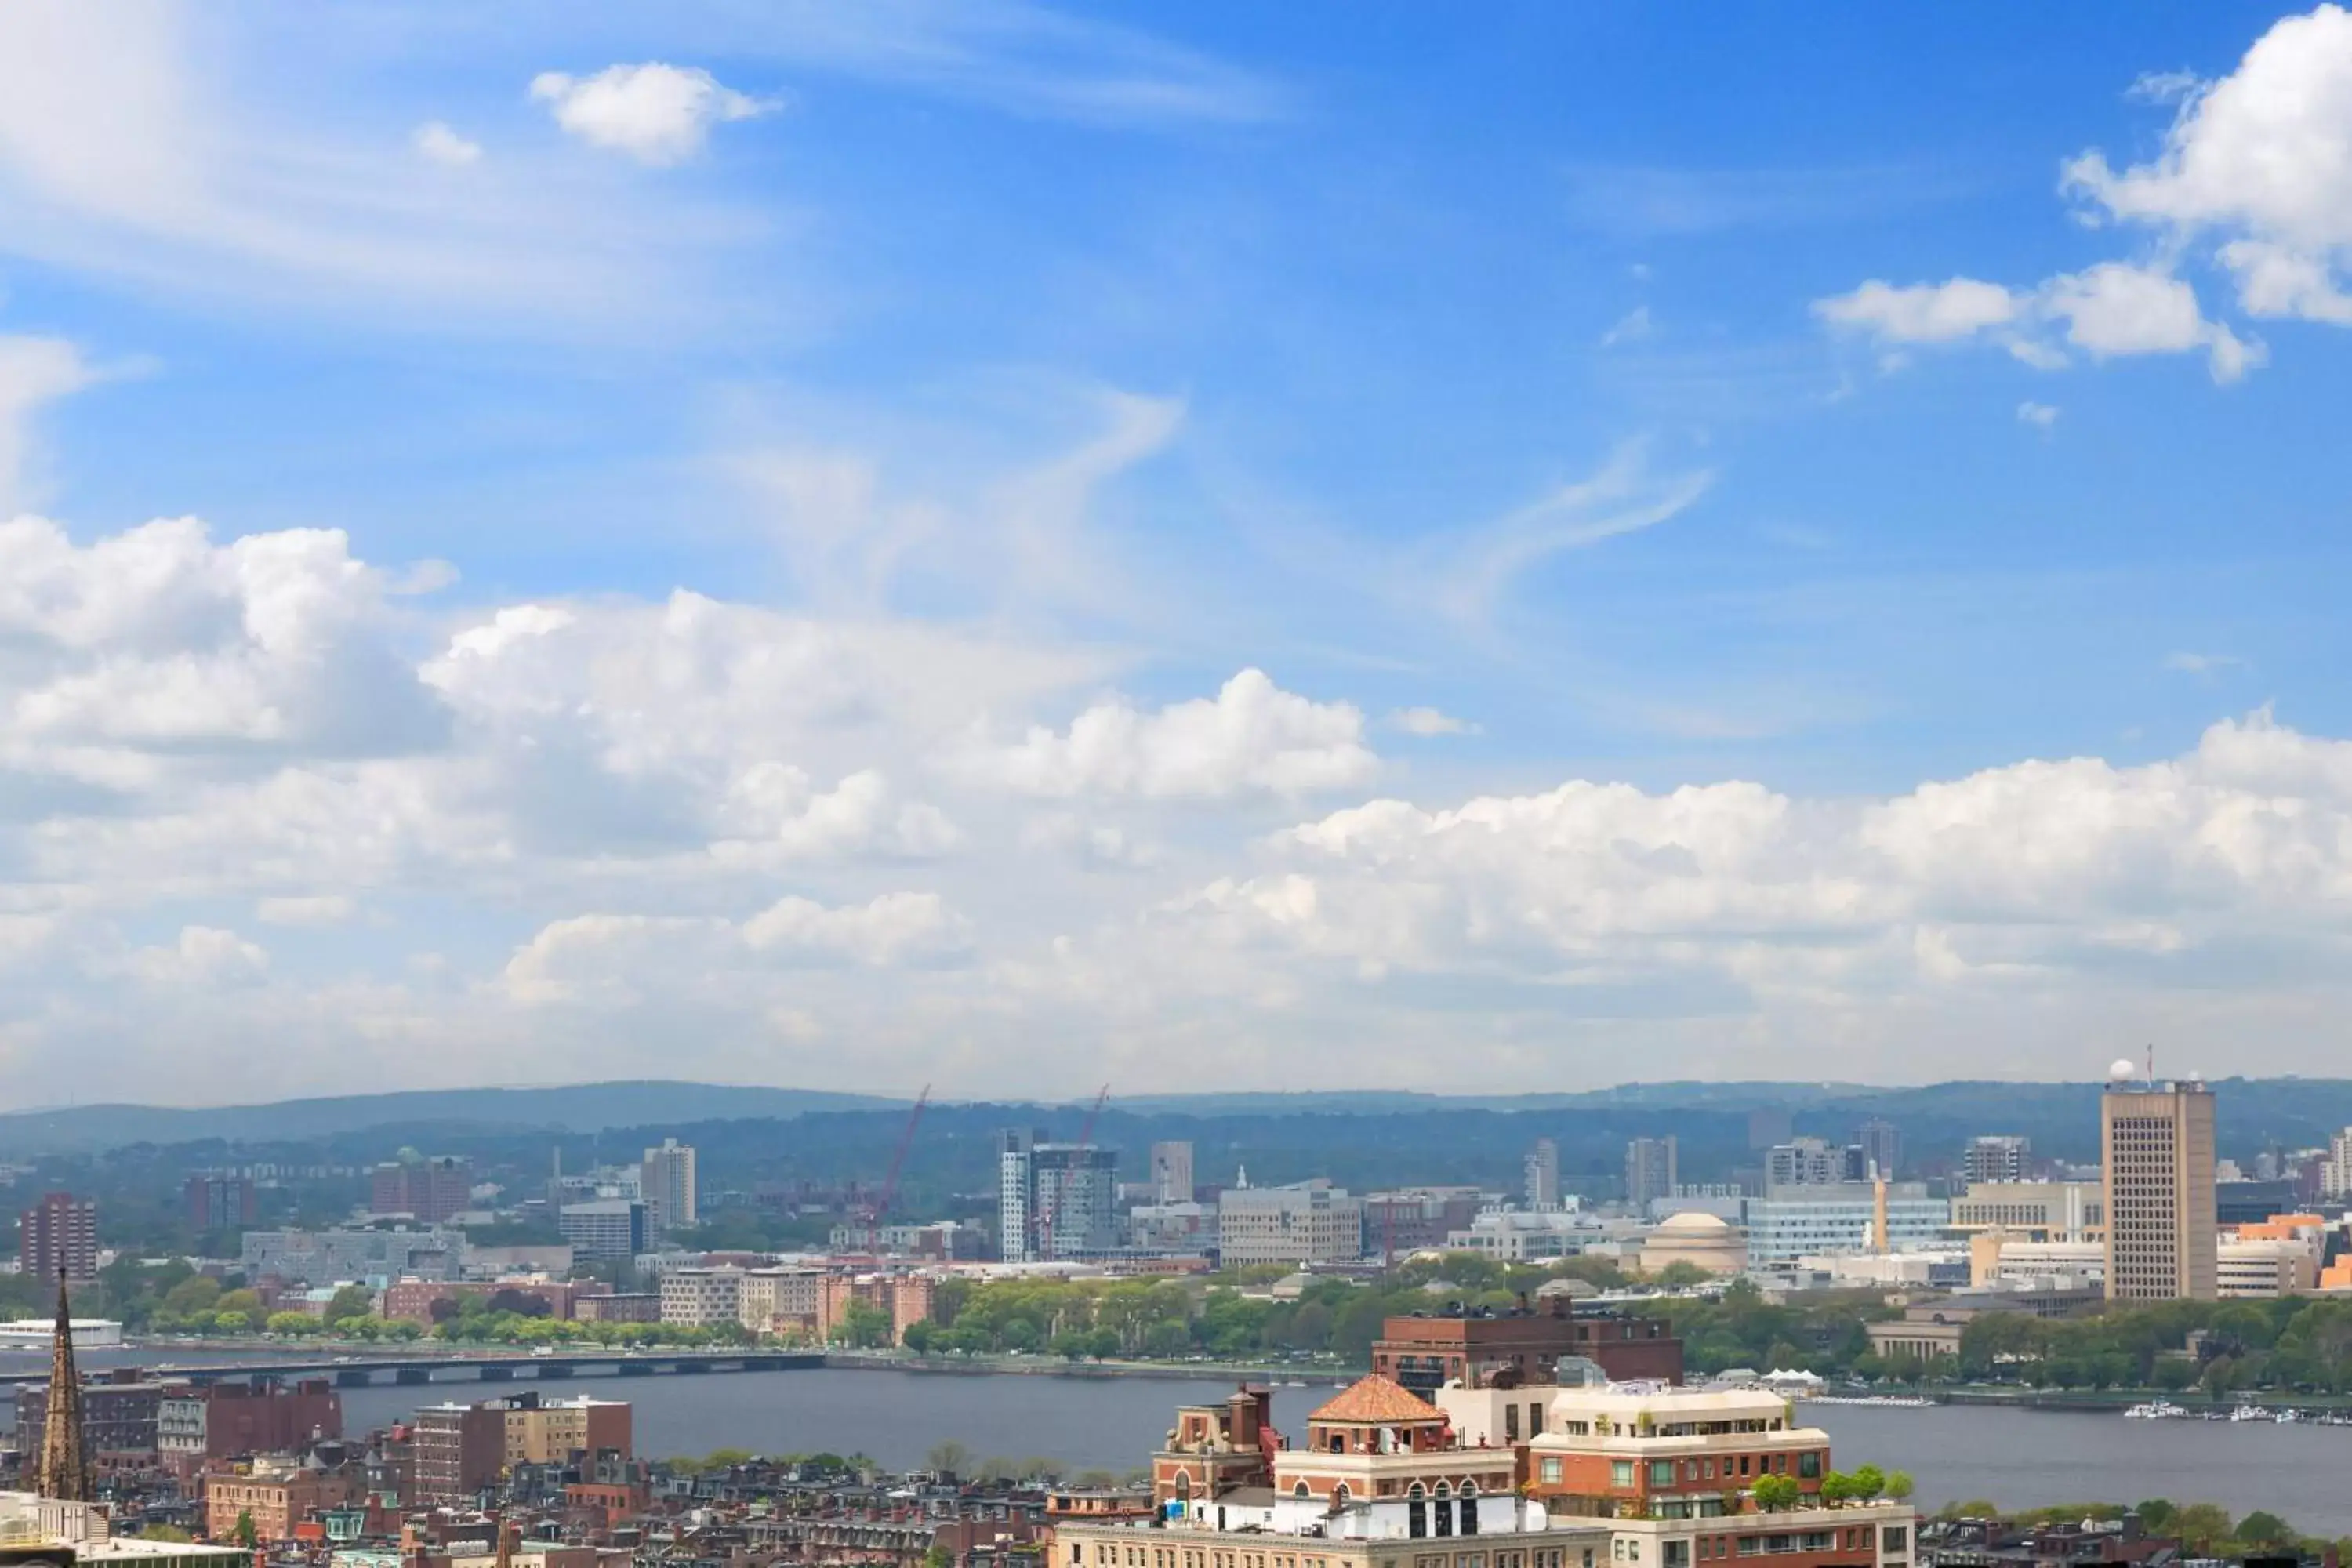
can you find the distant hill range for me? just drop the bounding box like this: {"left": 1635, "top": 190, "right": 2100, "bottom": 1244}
{"left": 4, "top": 1075, "right": 2350, "bottom": 1165}
{"left": 0, "top": 1081, "right": 899, "bottom": 1156}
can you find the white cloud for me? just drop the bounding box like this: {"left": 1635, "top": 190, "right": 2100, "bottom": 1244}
{"left": 2165, "top": 651, "right": 2248, "bottom": 676}
{"left": 2064, "top": 5, "right": 2352, "bottom": 327}
{"left": 1817, "top": 263, "right": 2259, "bottom": 382}
{"left": 1813, "top": 278, "right": 2022, "bottom": 342}
{"left": 1388, "top": 707, "right": 1480, "bottom": 737}
{"left": 412, "top": 122, "right": 483, "bottom": 166}
{"left": 0, "top": 335, "right": 98, "bottom": 509}
{"left": 978, "top": 669, "right": 1376, "bottom": 800}
{"left": 2039, "top": 262, "right": 2262, "bottom": 381}
{"left": 530, "top": 64, "right": 776, "bottom": 166}
{"left": 256, "top": 895, "right": 358, "bottom": 927}
{"left": 0, "top": 5, "right": 764, "bottom": 333}
{"left": 2016, "top": 401, "right": 2060, "bottom": 430}
{"left": 502, "top": 890, "right": 967, "bottom": 1004}
{"left": 128, "top": 924, "right": 269, "bottom": 987}
{"left": 1599, "top": 305, "right": 1653, "bottom": 347}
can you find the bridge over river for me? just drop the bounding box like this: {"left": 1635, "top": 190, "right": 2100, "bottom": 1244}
{"left": 0, "top": 1349, "right": 825, "bottom": 1390}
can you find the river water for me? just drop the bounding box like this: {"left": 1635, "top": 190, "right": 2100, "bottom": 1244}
{"left": 9, "top": 1352, "right": 2349, "bottom": 1537}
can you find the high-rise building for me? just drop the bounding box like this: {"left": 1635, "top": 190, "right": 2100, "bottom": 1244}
{"left": 2101, "top": 1072, "right": 2218, "bottom": 1301}
{"left": 1857, "top": 1119, "right": 1901, "bottom": 1181}
{"left": 370, "top": 1155, "right": 472, "bottom": 1223}
{"left": 1524, "top": 1138, "right": 1561, "bottom": 1210}
{"left": 640, "top": 1138, "right": 698, "bottom": 1235}
{"left": 1963, "top": 1135, "right": 2032, "bottom": 1185}
{"left": 412, "top": 1400, "right": 506, "bottom": 1504}
{"left": 2320, "top": 1127, "right": 2352, "bottom": 1203}
{"left": 1624, "top": 1137, "right": 1678, "bottom": 1212}
{"left": 20, "top": 1192, "right": 96, "bottom": 1285}
{"left": 184, "top": 1173, "right": 257, "bottom": 1233}
{"left": 996, "top": 1130, "right": 1118, "bottom": 1261}
{"left": 1764, "top": 1138, "right": 1864, "bottom": 1192}
{"left": 1151, "top": 1141, "right": 1196, "bottom": 1204}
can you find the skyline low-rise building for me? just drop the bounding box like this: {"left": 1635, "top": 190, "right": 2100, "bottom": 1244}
{"left": 1218, "top": 1180, "right": 1365, "bottom": 1265}
{"left": 1743, "top": 1183, "right": 1947, "bottom": 1262}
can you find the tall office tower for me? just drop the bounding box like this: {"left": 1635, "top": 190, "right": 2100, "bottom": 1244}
{"left": 2101, "top": 1068, "right": 2218, "bottom": 1301}
{"left": 1525, "top": 1138, "right": 1562, "bottom": 1210}
{"left": 1764, "top": 1138, "right": 1864, "bottom": 1192}
{"left": 369, "top": 1155, "right": 474, "bottom": 1223}
{"left": 640, "top": 1138, "right": 699, "bottom": 1234}
{"left": 1963, "top": 1135, "right": 2032, "bottom": 1185}
{"left": 19, "top": 1192, "right": 96, "bottom": 1285}
{"left": 1857, "top": 1119, "right": 1901, "bottom": 1181}
{"left": 1624, "top": 1137, "right": 1679, "bottom": 1212}
{"left": 1151, "top": 1141, "right": 1196, "bottom": 1204}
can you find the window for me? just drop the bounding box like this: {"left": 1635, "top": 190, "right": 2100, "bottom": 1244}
{"left": 1462, "top": 1499, "right": 1479, "bottom": 1537}
{"left": 1411, "top": 1502, "right": 1428, "bottom": 1539}
{"left": 1880, "top": 1529, "right": 1907, "bottom": 1555}
{"left": 1540, "top": 1458, "right": 1563, "bottom": 1486}
{"left": 1436, "top": 1501, "right": 1454, "bottom": 1537}
{"left": 1664, "top": 1545, "right": 1690, "bottom": 1568}
{"left": 1613, "top": 1462, "right": 1635, "bottom": 1488}
{"left": 1650, "top": 1461, "right": 1676, "bottom": 1487}
{"left": 1506, "top": 1406, "right": 1522, "bottom": 1443}
{"left": 1531, "top": 1403, "right": 1546, "bottom": 1436}
{"left": 1737, "top": 1457, "right": 1751, "bottom": 1477}
{"left": 1797, "top": 1454, "right": 1819, "bottom": 1479}
{"left": 1295, "top": 1483, "right": 1311, "bottom": 1500}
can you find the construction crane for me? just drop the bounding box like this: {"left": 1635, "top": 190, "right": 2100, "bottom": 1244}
{"left": 855, "top": 1084, "right": 931, "bottom": 1255}
{"left": 1033, "top": 1083, "right": 1109, "bottom": 1262}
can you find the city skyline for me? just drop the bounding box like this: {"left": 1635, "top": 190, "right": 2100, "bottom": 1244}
{"left": 3, "top": 5, "right": 2352, "bottom": 1102}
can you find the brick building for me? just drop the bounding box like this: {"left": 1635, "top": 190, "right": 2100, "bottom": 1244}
{"left": 1372, "top": 1302, "right": 1684, "bottom": 1392}
{"left": 370, "top": 1156, "right": 474, "bottom": 1225}
{"left": 411, "top": 1401, "right": 506, "bottom": 1504}
{"left": 159, "top": 1378, "right": 342, "bottom": 1474}
{"left": 574, "top": 1292, "right": 661, "bottom": 1324}
{"left": 20, "top": 1191, "right": 98, "bottom": 1283}
{"left": 381, "top": 1278, "right": 611, "bottom": 1323}
{"left": 185, "top": 1174, "right": 259, "bottom": 1233}
{"left": 205, "top": 1457, "right": 362, "bottom": 1541}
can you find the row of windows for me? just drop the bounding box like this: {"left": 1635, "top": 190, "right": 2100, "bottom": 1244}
{"left": 1567, "top": 1452, "right": 1813, "bottom": 1490}
{"left": 1626, "top": 1526, "right": 1907, "bottom": 1567}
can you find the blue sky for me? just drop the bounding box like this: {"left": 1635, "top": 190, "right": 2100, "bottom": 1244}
{"left": 2, "top": 2, "right": 2350, "bottom": 1104}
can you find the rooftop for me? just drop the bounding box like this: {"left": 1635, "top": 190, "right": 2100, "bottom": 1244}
{"left": 1310, "top": 1375, "right": 1443, "bottom": 1425}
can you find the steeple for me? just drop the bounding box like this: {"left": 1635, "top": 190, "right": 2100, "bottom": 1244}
{"left": 37, "top": 1268, "right": 89, "bottom": 1501}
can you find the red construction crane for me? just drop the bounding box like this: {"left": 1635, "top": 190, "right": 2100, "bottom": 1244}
{"left": 858, "top": 1084, "right": 930, "bottom": 1254}
{"left": 1033, "top": 1083, "right": 1109, "bottom": 1261}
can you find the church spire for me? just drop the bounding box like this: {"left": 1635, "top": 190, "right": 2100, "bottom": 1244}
{"left": 37, "top": 1269, "right": 88, "bottom": 1501}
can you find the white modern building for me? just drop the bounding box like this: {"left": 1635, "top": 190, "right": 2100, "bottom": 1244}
{"left": 1446, "top": 1204, "right": 1598, "bottom": 1261}
{"left": 1218, "top": 1181, "right": 1366, "bottom": 1265}
{"left": 1743, "top": 1183, "right": 1948, "bottom": 1261}
{"left": 640, "top": 1139, "right": 698, "bottom": 1235}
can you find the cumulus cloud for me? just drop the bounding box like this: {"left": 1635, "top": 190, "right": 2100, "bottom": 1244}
{"left": 502, "top": 890, "right": 967, "bottom": 1004}
{"left": 1388, "top": 707, "right": 1480, "bottom": 737}
{"left": 1813, "top": 7, "right": 2352, "bottom": 381}
{"left": 977, "top": 669, "right": 1376, "bottom": 800}
{"left": 2063, "top": 5, "right": 2352, "bottom": 326}
{"left": 128, "top": 925, "right": 270, "bottom": 987}
{"left": 1813, "top": 278, "right": 2021, "bottom": 342}
{"left": 1815, "top": 263, "right": 2256, "bottom": 381}
{"left": 529, "top": 63, "right": 776, "bottom": 165}
{"left": 1149, "top": 713, "right": 2352, "bottom": 1005}
{"left": 412, "top": 121, "right": 483, "bottom": 166}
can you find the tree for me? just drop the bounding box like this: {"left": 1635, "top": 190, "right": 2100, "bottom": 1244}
{"left": 1849, "top": 1465, "right": 1886, "bottom": 1502}
{"left": 162, "top": 1276, "right": 223, "bottom": 1319}
{"left": 216, "top": 1289, "right": 266, "bottom": 1330}
{"left": 486, "top": 1287, "right": 554, "bottom": 1318}
{"left": 835, "top": 1301, "right": 895, "bottom": 1350}
{"left": 2237, "top": 1512, "right": 2293, "bottom": 1548}
{"left": 1819, "top": 1473, "right": 1853, "bottom": 1505}
{"left": 324, "top": 1284, "right": 376, "bottom": 1324}
{"left": 234, "top": 1512, "right": 260, "bottom": 1549}
{"left": 1884, "top": 1472, "right": 1915, "bottom": 1504}
{"left": 1655, "top": 1261, "right": 1711, "bottom": 1290}
{"left": 140, "top": 1526, "right": 193, "bottom": 1543}
{"left": 1752, "top": 1475, "right": 1801, "bottom": 1512}
{"left": 925, "top": 1548, "right": 955, "bottom": 1568}
{"left": 927, "top": 1440, "right": 974, "bottom": 1478}
{"left": 2172, "top": 1504, "right": 2235, "bottom": 1554}
{"left": 267, "top": 1311, "right": 322, "bottom": 1336}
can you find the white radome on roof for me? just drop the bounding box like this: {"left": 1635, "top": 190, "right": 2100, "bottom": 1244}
{"left": 2107, "top": 1058, "right": 2138, "bottom": 1082}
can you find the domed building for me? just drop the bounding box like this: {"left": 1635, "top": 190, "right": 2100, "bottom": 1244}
{"left": 1639, "top": 1210, "right": 1748, "bottom": 1277}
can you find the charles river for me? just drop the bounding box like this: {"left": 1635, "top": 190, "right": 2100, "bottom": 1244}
{"left": 10, "top": 1353, "right": 2350, "bottom": 1537}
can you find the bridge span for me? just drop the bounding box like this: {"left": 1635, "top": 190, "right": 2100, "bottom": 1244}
{"left": 0, "top": 1349, "right": 825, "bottom": 1390}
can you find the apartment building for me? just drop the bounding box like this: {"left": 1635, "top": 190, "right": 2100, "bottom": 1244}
{"left": 1218, "top": 1181, "right": 1364, "bottom": 1265}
